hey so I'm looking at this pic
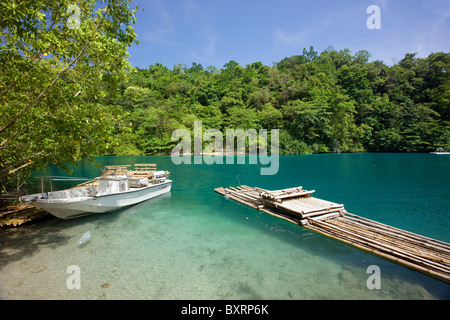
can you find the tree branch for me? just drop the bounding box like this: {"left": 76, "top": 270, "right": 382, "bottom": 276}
{"left": 0, "top": 151, "right": 46, "bottom": 179}
{"left": 0, "top": 8, "right": 63, "bottom": 100}
{"left": 6, "top": 161, "right": 34, "bottom": 176}
{"left": 0, "top": 19, "right": 103, "bottom": 134}
{"left": 0, "top": 112, "right": 49, "bottom": 148}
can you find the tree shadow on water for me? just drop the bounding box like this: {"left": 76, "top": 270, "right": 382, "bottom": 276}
{"left": 0, "top": 208, "right": 123, "bottom": 271}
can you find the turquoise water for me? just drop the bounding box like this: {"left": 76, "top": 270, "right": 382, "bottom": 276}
{"left": 0, "top": 154, "right": 449, "bottom": 299}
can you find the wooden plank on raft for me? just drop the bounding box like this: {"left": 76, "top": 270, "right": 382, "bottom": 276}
{"left": 264, "top": 199, "right": 345, "bottom": 218}
{"left": 275, "top": 190, "right": 315, "bottom": 200}
{"left": 260, "top": 190, "right": 315, "bottom": 202}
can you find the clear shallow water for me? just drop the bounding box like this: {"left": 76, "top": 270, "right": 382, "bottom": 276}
{"left": 0, "top": 154, "right": 449, "bottom": 299}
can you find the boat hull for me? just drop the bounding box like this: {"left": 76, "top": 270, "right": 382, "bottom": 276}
{"left": 29, "top": 180, "right": 172, "bottom": 219}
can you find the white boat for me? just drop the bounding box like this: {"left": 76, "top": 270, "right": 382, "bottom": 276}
{"left": 19, "top": 164, "right": 172, "bottom": 219}
{"left": 430, "top": 147, "right": 450, "bottom": 155}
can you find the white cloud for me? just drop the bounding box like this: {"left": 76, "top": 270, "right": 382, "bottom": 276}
{"left": 274, "top": 28, "right": 309, "bottom": 46}
{"left": 378, "top": 0, "right": 388, "bottom": 9}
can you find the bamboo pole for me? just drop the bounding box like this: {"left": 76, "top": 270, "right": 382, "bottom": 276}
{"left": 300, "top": 207, "right": 345, "bottom": 218}
{"left": 259, "top": 208, "right": 300, "bottom": 225}
{"left": 304, "top": 223, "right": 450, "bottom": 282}
{"left": 307, "top": 218, "right": 450, "bottom": 274}
{"left": 274, "top": 190, "right": 314, "bottom": 199}
{"left": 311, "top": 218, "right": 449, "bottom": 271}
{"left": 329, "top": 218, "right": 450, "bottom": 265}
{"left": 333, "top": 217, "right": 450, "bottom": 259}
{"left": 260, "top": 190, "right": 313, "bottom": 201}
{"left": 345, "top": 212, "right": 450, "bottom": 248}
{"left": 216, "top": 188, "right": 261, "bottom": 208}
{"left": 311, "top": 212, "right": 343, "bottom": 221}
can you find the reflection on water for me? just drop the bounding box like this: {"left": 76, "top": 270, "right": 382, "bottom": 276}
{"left": 1, "top": 154, "right": 449, "bottom": 299}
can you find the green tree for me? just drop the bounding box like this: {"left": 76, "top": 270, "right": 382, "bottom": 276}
{"left": 259, "top": 103, "right": 282, "bottom": 129}
{"left": 0, "top": 0, "right": 138, "bottom": 190}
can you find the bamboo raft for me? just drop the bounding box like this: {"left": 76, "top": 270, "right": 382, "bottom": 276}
{"left": 214, "top": 185, "right": 450, "bottom": 282}
{"left": 0, "top": 203, "right": 48, "bottom": 227}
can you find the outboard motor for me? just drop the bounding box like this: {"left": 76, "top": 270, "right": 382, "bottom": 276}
{"left": 153, "top": 171, "right": 166, "bottom": 183}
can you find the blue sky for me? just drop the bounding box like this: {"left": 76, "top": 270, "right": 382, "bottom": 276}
{"left": 127, "top": 0, "right": 450, "bottom": 69}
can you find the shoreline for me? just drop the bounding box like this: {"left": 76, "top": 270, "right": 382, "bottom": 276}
{"left": 107, "top": 150, "right": 439, "bottom": 157}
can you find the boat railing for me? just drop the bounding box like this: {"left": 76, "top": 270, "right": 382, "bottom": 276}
{"left": 33, "top": 176, "right": 93, "bottom": 198}
{"left": 27, "top": 164, "right": 169, "bottom": 199}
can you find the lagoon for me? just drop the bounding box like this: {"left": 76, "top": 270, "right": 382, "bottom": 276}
{"left": 0, "top": 153, "right": 449, "bottom": 299}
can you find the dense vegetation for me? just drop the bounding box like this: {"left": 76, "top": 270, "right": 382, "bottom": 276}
{"left": 0, "top": 0, "right": 138, "bottom": 191}
{"left": 110, "top": 47, "right": 450, "bottom": 156}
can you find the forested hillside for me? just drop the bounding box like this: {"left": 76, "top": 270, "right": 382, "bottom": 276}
{"left": 111, "top": 47, "right": 450, "bottom": 156}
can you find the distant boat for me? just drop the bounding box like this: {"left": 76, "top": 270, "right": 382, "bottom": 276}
{"left": 19, "top": 164, "right": 172, "bottom": 219}
{"left": 430, "top": 147, "right": 450, "bottom": 155}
